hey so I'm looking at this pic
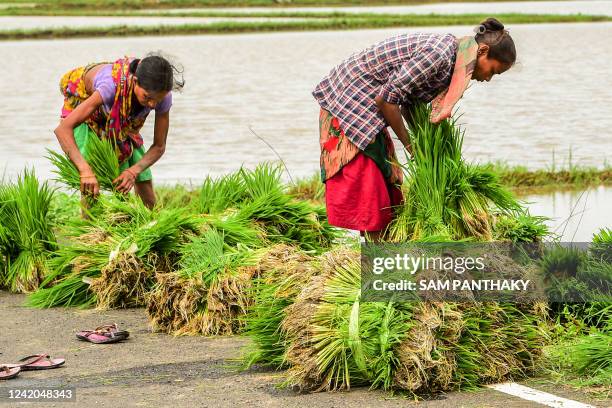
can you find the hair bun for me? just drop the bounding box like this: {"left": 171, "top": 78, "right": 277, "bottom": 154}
{"left": 481, "top": 17, "right": 505, "bottom": 32}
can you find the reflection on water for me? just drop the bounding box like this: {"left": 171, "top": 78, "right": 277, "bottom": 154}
{"left": 1, "top": 23, "right": 611, "bottom": 183}
{"left": 158, "top": 0, "right": 612, "bottom": 16}
{"left": 523, "top": 186, "right": 612, "bottom": 242}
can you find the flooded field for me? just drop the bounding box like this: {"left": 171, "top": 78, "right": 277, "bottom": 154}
{"left": 523, "top": 186, "right": 612, "bottom": 241}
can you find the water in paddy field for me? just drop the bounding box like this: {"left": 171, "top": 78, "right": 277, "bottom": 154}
{"left": 523, "top": 186, "right": 612, "bottom": 242}
{"left": 1, "top": 22, "right": 611, "bottom": 183}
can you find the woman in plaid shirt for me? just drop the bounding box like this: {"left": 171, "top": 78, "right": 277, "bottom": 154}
{"left": 313, "top": 18, "right": 516, "bottom": 240}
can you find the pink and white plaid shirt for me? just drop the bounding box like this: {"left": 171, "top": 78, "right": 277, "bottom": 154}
{"left": 313, "top": 33, "right": 458, "bottom": 150}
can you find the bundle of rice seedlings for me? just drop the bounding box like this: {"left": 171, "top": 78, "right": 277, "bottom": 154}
{"left": 237, "top": 189, "right": 338, "bottom": 252}
{"left": 47, "top": 135, "right": 119, "bottom": 191}
{"left": 0, "top": 169, "right": 56, "bottom": 293}
{"left": 201, "top": 211, "right": 265, "bottom": 248}
{"left": 196, "top": 172, "right": 248, "bottom": 215}
{"left": 193, "top": 163, "right": 338, "bottom": 252}
{"left": 284, "top": 253, "right": 415, "bottom": 392}
{"left": 27, "top": 194, "right": 199, "bottom": 309}
{"left": 388, "top": 104, "right": 521, "bottom": 242}
{"left": 493, "top": 211, "right": 549, "bottom": 242}
{"left": 242, "top": 245, "right": 317, "bottom": 368}
{"left": 25, "top": 240, "right": 110, "bottom": 308}
{"left": 147, "top": 229, "right": 265, "bottom": 336}
{"left": 89, "top": 201, "right": 200, "bottom": 310}
{"left": 244, "top": 247, "right": 548, "bottom": 394}
{"left": 155, "top": 184, "right": 197, "bottom": 210}
{"left": 287, "top": 174, "right": 325, "bottom": 204}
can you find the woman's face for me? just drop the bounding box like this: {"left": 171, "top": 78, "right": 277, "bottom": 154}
{"left": 133, "top": 78, "right": 168, "bottom": 109}
{"left": 472, "top": 44, "right": 511, "bottom": 82}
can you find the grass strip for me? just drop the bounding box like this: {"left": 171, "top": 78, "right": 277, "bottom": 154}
{"left": 1, "top": 13, "right": 610, "bottom": 40}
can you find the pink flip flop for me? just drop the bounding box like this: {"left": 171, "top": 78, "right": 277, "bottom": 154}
{"left": 0, "top": 365, "right": 21, "bottom": 380}
{"left": 3, "top": 354, "right": 65, "bottom": 371}
{"left": 76, "top": 324, "right": 129, "bottom": 344}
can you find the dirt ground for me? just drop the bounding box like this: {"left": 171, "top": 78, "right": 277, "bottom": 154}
{"left": 0, "top": 292, "right": 606, "bottom": 408}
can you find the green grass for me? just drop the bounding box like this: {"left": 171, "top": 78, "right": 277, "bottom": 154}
{"left": 0, "top": 0, "right": 572, "bottom": 14}
{"left": 543, "top": 308, "right": 611, "bottom": 400}
{"left": 1, "top": 13, "right": 611, "bottom": 40}
{"left": 490, "top": 160, "right": 612, "bottom": 192}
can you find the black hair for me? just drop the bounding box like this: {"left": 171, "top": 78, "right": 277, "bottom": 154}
{"left": 129, "top": 52, "right": 185, "bottom": 93}
{"left": 474, "top": 18, "right": 516, "bottom": 66}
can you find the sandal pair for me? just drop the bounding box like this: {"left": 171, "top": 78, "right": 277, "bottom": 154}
{"left": 76, "top": 323, "right": 130, "bottom": 344}
{"left": 0, "top": 354, "right": 65, "bottom": 380}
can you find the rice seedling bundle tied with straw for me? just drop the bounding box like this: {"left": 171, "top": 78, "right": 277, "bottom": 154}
{"left": 47, "top": 135, "right": 120, "bottom": 192}
{"left": 0, "top": 169, "right": 56, "bottom": 293}
{"left": 27, "top": 194, "right": 200, "bottom": 309}
{"left": 388, "top": 104, "right": 526, "bottom": 242}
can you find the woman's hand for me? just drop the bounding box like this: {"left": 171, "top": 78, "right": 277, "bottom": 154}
{"left": 113, "top": 168, "right": 138, "bottom": 194}
{"left": 80, "top": 170, "right": 100, "bottom": 197}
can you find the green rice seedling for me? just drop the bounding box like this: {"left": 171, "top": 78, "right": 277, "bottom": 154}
{"left": 287, "top": 174, "right": 325, "bottom": 204}
{"left": 242, "top": 245, "right": 317, "bottom": 369}
{"left": 47, "top": 135, "right": 120, "bottom": 191}
{"left": 0, "top": 169, "right": 56, "bottom": 292}
{"left": 48, "top": 191, "right": 81, "bottom": 228}
{"left": 591, "top": 228, "right": 612, "bottom": 262}
{"left": 201, "top": 211, "right": 264, "bottom": 248}
{"left": 25, "top": 240, "right": 110, "bottom": 308}
{"left": 569, "top": 328, "right": 612, "bottom": 375}
{"left": 147, "top": 229, "right": 265, "bottom": 335}
{"left": 248, "top": 246, "right": 549, "bottom": 394}
{"left": 27, "top": 193, "right": 200, "bottom": 309}
{"left": 240, "top": 163, "right": 285, "bottom": 200}
{"left": 236, "top": 189, "right": 338, "bottom": 252}
{"left": 493, "top": 212, "right": 550, "bottom": 242}
{"left": 388, "top": 104, "right": 522, "bottom": 242}
{"left": 155, "top": 184, "right": 197, "bottom": 210}
{"left": 197, "top": 172, "right": 248, "bottom": 214}
{"left": 545, "top": 317, "right": 611, "bottom": 399}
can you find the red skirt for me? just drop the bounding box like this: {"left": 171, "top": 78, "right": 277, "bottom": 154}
{"left": 325, "top": 152, "right": 403, "bottom": 232}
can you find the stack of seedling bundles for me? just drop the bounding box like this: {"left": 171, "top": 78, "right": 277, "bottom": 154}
{"left": 244, "top": 247, "right": 548, "bottom": 393}
{"left": 27, "top": 193, "right": 200, "bottom": 309}
{"left": 388, "top": 104, "right": 545, "bottom": 242}
{"left": 243, "top": 105, "right": 551, "bottom": 394}
{"left": 0, "top": 170, "right": 56, "bottom": 293}
{"left": 40, "top": 137, "right": 340, "bottom": 337}
{"left": 147, "top": 164, "right": 339, "bottom": 336}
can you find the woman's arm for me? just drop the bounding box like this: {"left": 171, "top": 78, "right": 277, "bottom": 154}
{"left": 54, "top": 91, "right": 104, "bottom": 196}
{"left": 374, "top": 96, "right": 412, "bottom": 154}
{"left": 114, "top": 111, "right": 169, "bottom": 193}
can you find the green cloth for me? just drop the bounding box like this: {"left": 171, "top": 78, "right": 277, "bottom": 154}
{"left": 362, "top": 131, "right": 392, "bottom": 181}
{"left": 73, "top": 123, "right": 152, "bottom": 182}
